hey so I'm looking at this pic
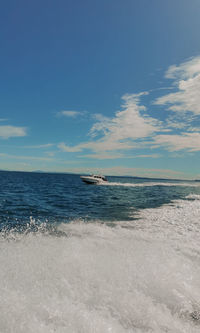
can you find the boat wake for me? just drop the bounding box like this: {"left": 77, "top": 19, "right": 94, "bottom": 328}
{"left": 100, "top": 181, "right": 200, "bottom": 187}
{"left": 0, "top": 195, "right": 200, "bottom": 332}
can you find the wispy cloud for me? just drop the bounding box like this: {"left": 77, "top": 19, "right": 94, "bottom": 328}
{"left": 90, "top": 92, "right": 162, "bottom": 141}
{"left": 58, "top": 92, "right": 163, "bottom": 157}
{"left": 57, "top": 110, "right": 86, "bottom": 118}
{"left": 0, "top": 153, "right": 53, "bottom": 161}
{"left": 165, "top": 56, "right": 200, "bottom": 80}
{"left": 57, "top": 56, "right": 200, "bottom": 158}
{"left": 165, "top": 115, "right": 189, "bottom": 130}
{"left": 154, "top": 56, "right": 200, "bottom": 115}
{"left": 81, "top": 152, "right": 125, "bottom": 160}
{"left": 150, "top": 56, "right": 200, "bottom": 152}
{"left": 45, "top": 151, "right": 55, "bottom": 157}
{"left": 58, "top": 142, "right": 83, "bottom": 152}
{"left": 154, "top": 132, "right": 200, "bottom": 152}
{"left": 135, "top": 154, "right": 161, "bottom": 158}
{"left": 81, "top": 153, "right": 161, "bottom": 160}
{"left": 0, "top": 125, "right": 27, "bottom": 139}
{"left": 23, "top": 143, "right": 54, "bottom": 149}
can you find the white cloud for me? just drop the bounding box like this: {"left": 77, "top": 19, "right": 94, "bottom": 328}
{"left": 149, "top": 56, "right": 200, "bottom": 153}
{"left": 89, "top": 114, "right": 112, "bottom": 138}
{"left": 23, "top": 143, "right": 54, "bottom": 149}
{"left": 187, "top": 126, "right": 200, "bottom": 132}
{"left": 81, "top": 152, "right": 125, "bottom": 160}
{"left": 165, "top": 56, "right": 200, "bottom": 80}
{"left": 57, "top": 56, "right": 200, "bottom": 158}
{"left": 57, "top": 110, "right": 85, "bottom": 118}
{"left": 135, "top": 154, "right": 161, "bottom": 158}
{"left": 90, "top": 92, "right": 162, "bottom": 140}
{"left": 58, "top": 92, "right": 163, "bottom": 156}
{"left": 165, "top": 114, "right": 196, "bottom": 130}
{"left": 0, "top": 125, "right": 27, "bottom": 139}
{"left": 154, "top": 132, "right": 200, "bottom": 152}
{"left": 81, "top": 153, "right": 161, "bottom": 160}
{"left": 58, "top": 142, "right": 83, "bottom": 152}
{"left": 154, "top": 57, "right": 200, "bottom": 115}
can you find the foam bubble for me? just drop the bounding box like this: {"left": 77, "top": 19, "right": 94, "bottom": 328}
{"left": 0, "top": 196, "right": 200, "bottom": 332}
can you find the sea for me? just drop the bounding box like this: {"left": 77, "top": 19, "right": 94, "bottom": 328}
{"left": 1, "top": 170, "right": 200, "bottom": 333}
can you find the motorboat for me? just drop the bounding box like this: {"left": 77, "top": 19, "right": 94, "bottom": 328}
{"left": 80, "top": 174, "right": 108, "bottom": 184}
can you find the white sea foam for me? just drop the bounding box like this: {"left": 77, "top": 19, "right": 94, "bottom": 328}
{"left": 0, "top": 195, "right": 200, "bottom": 332}
{"left": 101, "top": 181, "right": 200, "bottom": 187}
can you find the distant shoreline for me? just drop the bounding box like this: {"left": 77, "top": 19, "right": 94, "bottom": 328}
{"left": 0, "top": 169, "right": 196, "bottom": 182}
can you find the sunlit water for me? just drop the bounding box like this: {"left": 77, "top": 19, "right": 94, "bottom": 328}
{"left": 1, "top": 171, "right": 200, "bottom": 332}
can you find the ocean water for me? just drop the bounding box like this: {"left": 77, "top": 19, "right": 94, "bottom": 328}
{"left": 1, "top": 171, "right": 200, "bottom": 332}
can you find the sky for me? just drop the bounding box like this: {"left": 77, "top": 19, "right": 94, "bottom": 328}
{"left": 1, "top": 0, "right": 200, "bottom": 179}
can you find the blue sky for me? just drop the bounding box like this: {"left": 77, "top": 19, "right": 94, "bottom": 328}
{"left": 1, "top": 0, "right": 200, "bottom": 178}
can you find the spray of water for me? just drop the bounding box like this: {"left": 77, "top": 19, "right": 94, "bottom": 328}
{"left": 0, "top": 195, "right": 200, "bottom": 332}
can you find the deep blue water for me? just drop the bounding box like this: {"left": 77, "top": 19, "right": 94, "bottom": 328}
{"left": 0, "top": 170, "right": 199, "bottom": 230}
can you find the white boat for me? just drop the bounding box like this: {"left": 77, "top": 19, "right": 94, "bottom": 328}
{"left": 80, "top": 174, "right": 108, "bottom": 184}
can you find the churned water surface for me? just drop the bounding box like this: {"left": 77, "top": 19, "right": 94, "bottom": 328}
{"left": 1, "top": 171, "right": 200, "bottom": 332}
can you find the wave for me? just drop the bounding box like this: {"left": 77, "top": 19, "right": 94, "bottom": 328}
{"left": 1, "top": 195, "right": 200, "bottom": 332}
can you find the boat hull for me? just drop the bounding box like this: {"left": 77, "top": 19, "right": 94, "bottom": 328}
{"left": 80, "top": 175, "right": 107, "bottom": 184}
{"left": 80, "top": 176, "right": 100, "bottom": 184}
